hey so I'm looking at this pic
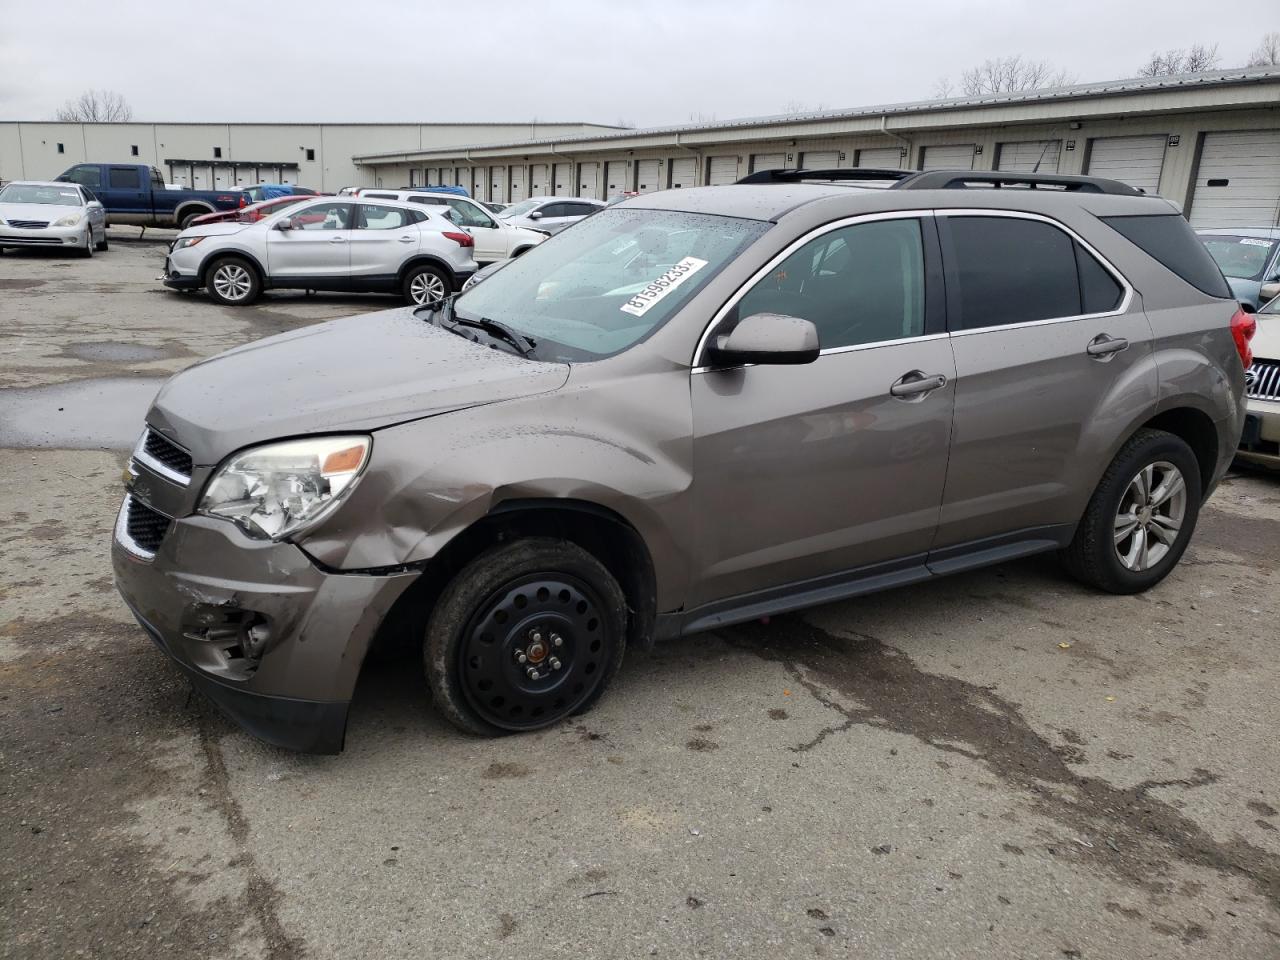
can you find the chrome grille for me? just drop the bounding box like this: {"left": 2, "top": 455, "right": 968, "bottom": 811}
{"left": 118, "top": 495, "right": 172, "bottom": 558}
{"left": 8, "top": 219, "right": 49, "bottom": 229}
{"left": 1246, "top": 359, "right": 1280, "bottom": 402}
{"left": 134, "top": 428, "right": 192, "bottom": 485}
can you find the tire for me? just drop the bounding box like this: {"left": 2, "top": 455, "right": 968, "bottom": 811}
{"left": 1062, "top": 428, "right": 1202, "bottom": 594}
{"left": 402, "top": 263, "right": 449, "bottom": 306}
{"left": 424, "top": 538, "right": 627, "bottom": 737}
{"left": 95, "top": 226, "right": 108, "bottom": 252}
{"left": 79, "top": 226, "right": 94, "bottom": 258}
{"left": 178, "top": 210, "right": 206, "bottom": 230}
{"left": 205, "top": 256, "right": 261, "bottom": 306}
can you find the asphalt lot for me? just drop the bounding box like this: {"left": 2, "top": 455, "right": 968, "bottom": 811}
{"left": 2, "top": 232, "right": 1279, "bottom": 960}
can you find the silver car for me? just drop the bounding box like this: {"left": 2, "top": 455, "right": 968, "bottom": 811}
{"left": 1197, "top": 228, "right": 1280, "bottom": 309}
{"left": 498, "top": 196, "right": 605, "bottom": 234}
{"left": 0, "top": 180, "right": 108, "bottom": 256}
{"left": 161, "top": 196, "right": 478, "bottom": 306}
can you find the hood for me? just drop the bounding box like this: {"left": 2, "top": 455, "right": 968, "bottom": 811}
{"left": 1227, "top": 276, "right": 1262, "bottom": 306}
{"left": 1254, "top": 309, "right": 1280, "bottom": 364}
{"left": 176, "top": 221, "right": 252, "bottom": 240}
{"left": 0, "top": 202, "right": 84, "bottom": 222}
{"left": 147, "top": 307, "right": 569, "bottom": 465}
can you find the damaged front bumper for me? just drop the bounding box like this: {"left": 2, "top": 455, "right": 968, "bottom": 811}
{"left": 112, "top": 496, "right": 418, "bottom": 753}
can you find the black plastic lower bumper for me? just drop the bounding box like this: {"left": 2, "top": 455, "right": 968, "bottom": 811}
{"left": 162, "top": 274, "right": 201, "bottom": 290}
{"left": 128, "top": 601, "right": 349, "bottom": 754}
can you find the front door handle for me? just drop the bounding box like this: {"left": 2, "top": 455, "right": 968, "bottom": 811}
{"left": 890, "top": 371, "right": 948, "bottom": 398}
{"left": 328, "top": 236, "right": 347, "bottom": 244}
{"left": 1086, "top": 334, "right": 1129, "bottom": 358}
{"left": 398, "top": 235, "right": 415, "bottom": 243}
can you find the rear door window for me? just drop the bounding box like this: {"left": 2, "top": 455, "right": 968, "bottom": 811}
{"left": 941, "top": 216, "right": 1107, "bottom": 329}
{"left": 357, "top": 204, "right": 411, "bottom": 229}
{"left": 108, "top": 167, "right": 141, "bottom": 189}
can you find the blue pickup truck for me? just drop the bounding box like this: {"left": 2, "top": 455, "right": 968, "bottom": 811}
{"left": 56, "top": 163, "right": 243, "bottom": 230}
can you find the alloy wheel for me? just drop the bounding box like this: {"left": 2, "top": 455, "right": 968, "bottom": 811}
{"left": 459, "top": 573, "right": 611, "bottom": 730}
{"left": 1113, "top": 460, "right": 1186, "bottom": 572}
{"left": 212, "top": 263, "right": 252, "bottom": 302}
{"left": 409, "top": 271, "right": 446, "bottom": 305}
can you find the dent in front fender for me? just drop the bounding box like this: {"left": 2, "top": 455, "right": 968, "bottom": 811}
{"left": 297, "top": 366, "right": 696, "bottom": 611}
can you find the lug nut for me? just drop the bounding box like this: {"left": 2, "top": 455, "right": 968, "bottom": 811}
{"left": 515, "top": 651, "right": 527, "bottom": 664}
{"left": 526, "top": 666, "right": 540, "bottom": 680}
{"left": 549, "top": 657, "right": 562, "bottom": 671}
{"left": 529, "top": 630, "right": 542, "bottom": 643}
{"left": 551, "top": 633, "right": 563, "bottom": 647}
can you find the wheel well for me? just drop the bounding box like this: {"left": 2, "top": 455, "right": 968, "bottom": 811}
{"left": 511, "top": 246, "right": 532, "bottom": 257}
{"left": 397, "top": 256, "right": 456, "bottom": 287}
{"left": 174, "top": 203, "right": 214, "bottom": 224}
{"left": 198, "top": 251, "right": 264, "bottom": 288}
{"left": 371, "top": 501, "right": 657, "bottom": 660}
{"left": 1141, "top": 407, "right": 1218, "bottom": 494}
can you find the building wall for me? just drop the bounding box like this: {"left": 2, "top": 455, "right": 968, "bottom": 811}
{"left": 0, "top": 122, "right": 618, "bottom": 190}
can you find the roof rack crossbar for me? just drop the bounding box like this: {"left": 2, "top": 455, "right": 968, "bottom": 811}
{"left": 736, "top": 167, "right": 915, "bottom": 185}
{"left": 894, "top": 169, "right": 1143, "bottom": 195}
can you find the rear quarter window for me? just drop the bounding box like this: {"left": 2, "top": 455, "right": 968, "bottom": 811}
{"left": 1101, "top": 214, "right": 1232, "bottom": 299}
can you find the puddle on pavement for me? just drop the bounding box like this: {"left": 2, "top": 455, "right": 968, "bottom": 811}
{"left": 0, "top": 377, "right": 163, "bottom": 449}
{"left": 0, "top": 279, "right": 47, "bottom": 290}
{"left": 62, "top": 342, "right": 170, "bottom": 363}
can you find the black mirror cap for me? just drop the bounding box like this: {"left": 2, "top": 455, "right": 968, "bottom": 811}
{"left": 1239, "top": 300, "right": 1257, "bottom": 314}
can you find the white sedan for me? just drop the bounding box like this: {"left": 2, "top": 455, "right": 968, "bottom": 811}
{"left": 0, "top": 180, "right": 108, "bottom": 256}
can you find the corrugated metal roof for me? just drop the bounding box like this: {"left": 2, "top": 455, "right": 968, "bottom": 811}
{"left": 354, "top": 66, "right": 1280, "bottom": 162}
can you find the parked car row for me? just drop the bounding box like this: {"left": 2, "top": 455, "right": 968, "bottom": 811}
{"left": 0, "top": 180, "right": 108, "bottom": 255}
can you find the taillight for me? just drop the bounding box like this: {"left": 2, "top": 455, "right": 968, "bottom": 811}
{"left": 1230, "top": 307, "right": 1257, "bottom": 369}
{"left": 443, "top": 231, "right": 474, "bottom": 248}
{"left": 238, "top": 194, "right": 247, "bottom": 208}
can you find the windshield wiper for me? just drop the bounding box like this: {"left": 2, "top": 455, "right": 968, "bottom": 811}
{"left": 413, "top": 299, "right": 537, "bottom": 358}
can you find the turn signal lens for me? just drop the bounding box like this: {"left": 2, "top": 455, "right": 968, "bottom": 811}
{"left": 322, "top": 445, "right": 366, "bottom": 474}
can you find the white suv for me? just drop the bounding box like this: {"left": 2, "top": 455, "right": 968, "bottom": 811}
{"left": 161, "top": 196, "right": 478, "bottom": 307}
{"left": 358, "top": 189, "right": 548, "bottom": 264}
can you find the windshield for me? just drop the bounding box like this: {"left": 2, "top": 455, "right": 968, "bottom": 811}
{"left": 0, "top": 184, "right": 83, "bottom": 205}
{"left": 1201, "top": 235, "right": 1278, "bottom": 281}
{"left": 1262, "top": 295, "right": 1280, "bottom": 315}
{"left": 499, "top": 199, "right": 542, "bottom": 218}
{"left": 453, "top": 207, "right": 769, "bottom": 360}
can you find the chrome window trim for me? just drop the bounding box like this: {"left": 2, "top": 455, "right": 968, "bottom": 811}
{"left": 133, "top": 428, "right": 192, "bottom": 487}
{"left": 691, "top": 209, "right": 936, "bottom": 371}
{"left": 934, "top": 208, "right": 1134, "bottom": 337}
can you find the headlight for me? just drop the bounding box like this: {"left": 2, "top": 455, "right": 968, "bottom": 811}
{"left": 172, "top": 236, "right": 206, "bottom": 249}
{"left": 199, "top": 436, "right": 371, "bottom": 540}
{"left": 53, "top": 213, "right": 83, "bottom": 227}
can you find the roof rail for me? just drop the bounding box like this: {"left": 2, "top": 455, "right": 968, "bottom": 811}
{"left": 735, "top": 167, "right": 915, "bottom": 185}
{"left": 895, "top": 169, "right": 1143, "bottom": 195}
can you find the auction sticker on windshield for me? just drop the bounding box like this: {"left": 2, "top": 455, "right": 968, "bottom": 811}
{"left": 620, "top": 257, "right": 708, "bottom": 317}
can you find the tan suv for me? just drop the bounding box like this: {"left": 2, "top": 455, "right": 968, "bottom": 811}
{"left": 113, "top": 168, "right": 1252, "bottom": 752}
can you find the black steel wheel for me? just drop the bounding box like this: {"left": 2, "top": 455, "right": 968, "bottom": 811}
{"left": 424, "top": 539, "right": 627, "bottom": 736}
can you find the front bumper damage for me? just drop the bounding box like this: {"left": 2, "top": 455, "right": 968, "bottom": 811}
{"left": 113, "top": 496, "right": 418, "bottom": 753}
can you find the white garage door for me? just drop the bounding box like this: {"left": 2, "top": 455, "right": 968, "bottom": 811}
{"left": 578, "top": 162, "right": 600, "bottom": 199}
{"left": 530, "top": 164, "right": 549, "bottom": 196}
{"left": 997, "top": 140, "right": 1061, "bottom": 173}
{"left": 669, "top": 157, "right": 696, "bottom": 188}
{"left": 1086, "top": 136, "right": 1167, "bottom": 195}
{"left": 471, "top": 167, "right": 486, "bottom": 200}
{"left": 857, "top": 147, "right": 902, "bottom": 169}
{"left": 750, "top": 152, "right": 786, "bottom": 173}
{"left": 489, "top": 166, "right": 507, "bottom": 203}
{"left": 637, "top": 160, "right": 661, "bottom": 192}
{"left": 707, "top": 156, "right": 740, "bottom": 185}
{"left": 605, "top": 161, "right": 629, "bottom": 196}
{"left": 553, "top": 163, "right": 573, "bottom": 196}
{"left": 510, "top": 166, "right": 526, "bottom": 202}
{"left": 1189, "top": 131, "right": 1280, "bottom": 229}
{"left": 921, "top": 144, "right": 975, "bottom": 170}
{"left": 800, "top": 150, "right": 839, "bottom": 169}
{"left": 455, "top": 167, "right": 468, "bottom": 187}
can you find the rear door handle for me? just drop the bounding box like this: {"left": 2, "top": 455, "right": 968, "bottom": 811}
{"left": 398, "top": 235, "right": 415, "bottom": 243}
{"left": 1086, "top": 334, "right": 1128, "bottom": 358}
{"left": 328, "top": 236, "right": 346, "bottom": 244}
{"left": 890, "top": 371, "right": 948, "bottom": 398}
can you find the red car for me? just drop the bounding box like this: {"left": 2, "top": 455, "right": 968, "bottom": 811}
{"left": 188, "top": 194, "right": 312, "bottom": 226}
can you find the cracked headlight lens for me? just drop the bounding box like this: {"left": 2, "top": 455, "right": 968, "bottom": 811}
{"left": 199, "top": 436, "right": 371, "bottom": 540}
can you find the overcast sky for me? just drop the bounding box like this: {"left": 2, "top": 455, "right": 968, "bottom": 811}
{"left": 1, "top": 0, "right": 1275, "bottom": 128}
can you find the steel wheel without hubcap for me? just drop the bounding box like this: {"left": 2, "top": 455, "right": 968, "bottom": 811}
{"left": 409, "top": 271, "right": 446, "bottom": 305}
{"left": 1113, "top": 460, "right": 1186, "bottom": 572}
{"left": 459, "top": 573, "right": 610, "bottom": 731}
{"left": 212, "top": 263, "right": 252, "bottom": 302}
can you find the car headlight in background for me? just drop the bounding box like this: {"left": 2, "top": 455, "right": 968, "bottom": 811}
{"left": 172, "top": 236, "right": 206, "bottom": 249}
{"left": 53, "top": 213, "right": 84, "bottom": 227}
{"left": 199, "top": 436, "right": 371, "bottom": 540}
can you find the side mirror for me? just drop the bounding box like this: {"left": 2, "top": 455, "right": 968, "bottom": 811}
{"left": 1239, "top": 300, "right": 1257, "bottom": 314}
{"left": 704, "top": 313, "right": 820, "bottom": 367}
{"left": 1260, "top": 281, "right": 1280, "bottom": 303}
{"left": 274, "top": 218, "right": 294, "bottom": 231}
{"left": 528, "top": 210, "right": 543, "bottom": 220}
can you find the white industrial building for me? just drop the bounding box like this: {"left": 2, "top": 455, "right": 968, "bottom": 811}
{"left": 3, "top": 67, "right": 1278, "bottom": 228}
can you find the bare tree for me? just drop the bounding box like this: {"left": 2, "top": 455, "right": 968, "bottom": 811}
{"left": 933, "top": 77, "right": 956, "bottom": 99}
{"left": 1247, "top": 32, "right": 1280, "bottom": 67}
{"left": 780, "top": 100, "right": 830, "bottom": 115}
{"left": 1136, "top": 43, "right": 1220, "bottom": 76}
{"left": 54, "top": 89, "right": 133, "bottom": 122}
{"left": 954, "top": 56, "right": 1076, "bottom": 96}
